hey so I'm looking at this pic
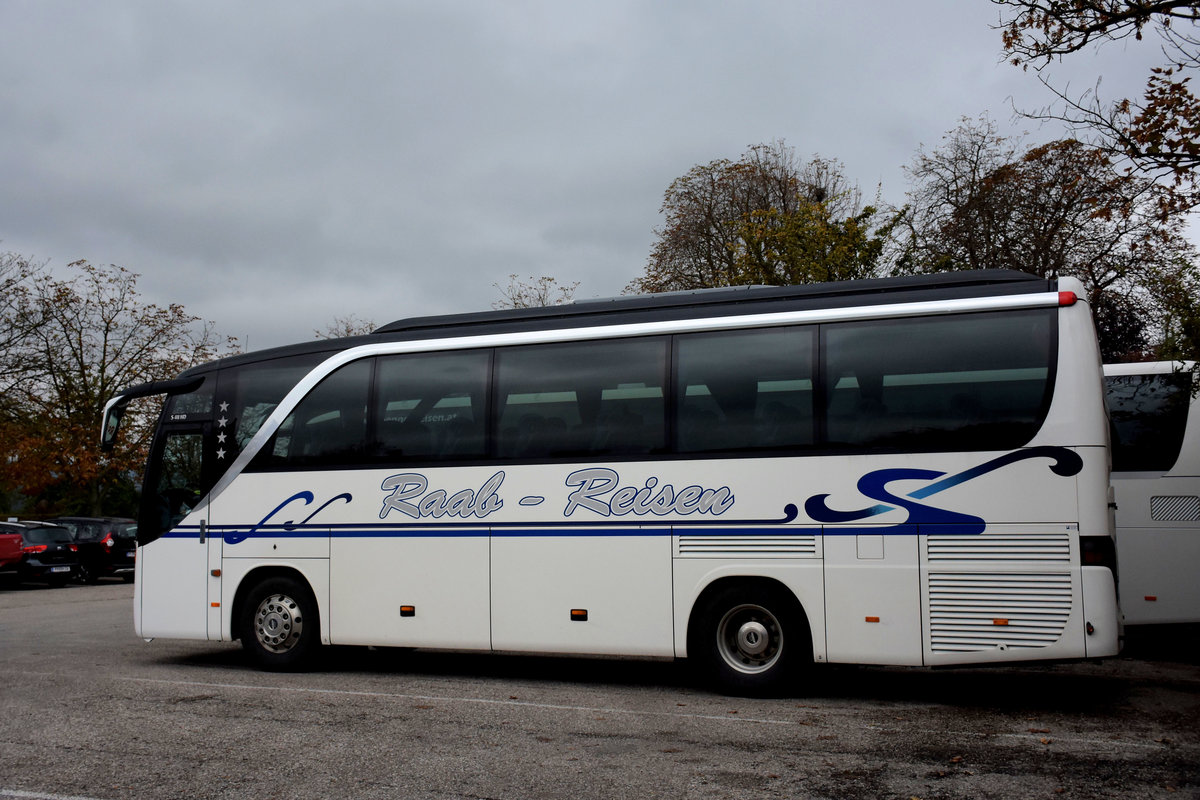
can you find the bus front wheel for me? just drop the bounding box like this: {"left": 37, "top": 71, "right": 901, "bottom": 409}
{"left": 690, "top": 583, "right": 807, "bottom": 696}
{"left": 240, "top": 576, "right": 319, "bottom": 671}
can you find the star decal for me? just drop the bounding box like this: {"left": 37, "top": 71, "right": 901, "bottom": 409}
{"left": 218, "top": 416, "right": 228, "bottom": 428}
{"left": 219, "top": 401, "right": 230, "bottom": 412}
{"left": 217, "top": 432, "right": 227, "bottom": 444}
{"left": 216, "top": 448, "right": 227, "bottom": 460}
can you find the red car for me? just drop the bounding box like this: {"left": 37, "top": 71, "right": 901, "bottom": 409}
{"left": 0, "top": 521, "right": 79, "bottom": 587}
{"left": 0, "top": 527, "right": 22, "bottom": 574}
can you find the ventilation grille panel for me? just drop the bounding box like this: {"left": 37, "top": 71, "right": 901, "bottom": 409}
{"left": 1151, "top": 496, "right": 1200, "bottom": 521}
{"left": 927, "top": 532, "right": 1071, "bottom": 562}
{"left": 928, "top": 572, "right": 1073, "bottom": 653}
{"left": 677, "top": 534, "right": 818, "bottom": 557}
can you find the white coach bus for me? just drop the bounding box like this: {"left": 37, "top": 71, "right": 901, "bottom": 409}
{"left": 103, "top": 270, "right": 1119, "bottom": 694}
{"left": 1104, "top": 361, "right": 1200, "bottom": 625}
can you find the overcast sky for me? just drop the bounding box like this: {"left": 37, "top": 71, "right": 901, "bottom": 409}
{"left": 0, "top": 1, "right": 1164, "bottom": 352}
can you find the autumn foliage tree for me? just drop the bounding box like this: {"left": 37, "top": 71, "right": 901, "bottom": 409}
{"left": 0, "top": 259, "right": 234, "bottom": 514}
{"left": 995, "top": 0, "right": 1200, "bottom": 215}
{"left": 629, "top": 141, "right": 893, "bottom": 294}
{"left": 0, "top": 254, "right": 46, "bottom": 511}
{"left": 894, "top": 117, "right": 1198, "bottom": 360}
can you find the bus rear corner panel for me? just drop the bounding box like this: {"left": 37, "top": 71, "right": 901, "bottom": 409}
{"left": 1082, "top": 564, "right": 1121, "bottom": 657}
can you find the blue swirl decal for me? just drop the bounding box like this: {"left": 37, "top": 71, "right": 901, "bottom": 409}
{"left": 224, "top": 490, "right": 352, "bottom": 544}
{"left": 803, "top": 446, "right": 1083, "bottom": 535}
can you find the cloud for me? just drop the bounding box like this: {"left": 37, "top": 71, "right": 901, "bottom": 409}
{"left": 0, "top": 1, "right": 1167, "bottom": 351}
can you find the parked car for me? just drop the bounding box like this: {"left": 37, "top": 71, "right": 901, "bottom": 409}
{"left": 0, "top": 527, "right": 23, "bottom": 576}
{"left": 0, "top": 521, "right": 79, "bottom": 587}
{"left": 48, "top": 517, "right": 136, "bottom": 583}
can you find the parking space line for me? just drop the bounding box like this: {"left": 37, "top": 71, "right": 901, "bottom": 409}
{"left": 1, "top": 790, "right": 110, "bottom": 800}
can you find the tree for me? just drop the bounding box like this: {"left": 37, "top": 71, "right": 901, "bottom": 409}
{"left": 493, "top": 274, "right": 580, "bottom": 309}
{"left": 895, "top": 117, "right": 1198, "bottom": 360}
{"left": 0, "top": 260, "right": 235, "bottom": 514}
{"left": 629, "top": 141, "right": 893, "bottom": 294}
{"left": 1154, "top": 258, "right": 1200, "bottom": 363}
{"left": 0, "top": 252, "right": 47, "bottom": 512}
{"left": 0, "top": 253, "right": 46, "bottom": 397}
{"left": 890, "top": 117, "right": 1022, "bottom": 275}
{"left": 315, "top": 314, "right": 377, "bottom": 339}
{"left": 995, "top": 0, "right": 1200, "bottom": 215}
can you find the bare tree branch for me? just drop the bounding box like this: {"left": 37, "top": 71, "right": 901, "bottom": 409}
{"left": 492, "top": 275, "right": 579, "bottom": 309}
{"left": 995, "top": 1, "right": 1200, "bottom": 213}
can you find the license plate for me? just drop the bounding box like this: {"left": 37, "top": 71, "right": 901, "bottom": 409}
{"left": 126, "top": 551, "right": 135, "bottom": 558}
{"left": 49, "top": 566, "right": 71, "bottom": 573}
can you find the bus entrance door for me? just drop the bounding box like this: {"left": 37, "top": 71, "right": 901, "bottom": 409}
{"left": 137, "top": 426, "right": 212, "bottom": 642}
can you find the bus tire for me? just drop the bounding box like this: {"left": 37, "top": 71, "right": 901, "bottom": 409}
{"left": 689, "top": 582, "right": 807, "bottom": 696}
{"left": 240, "top": 576, "right": 319, "bottom": 671}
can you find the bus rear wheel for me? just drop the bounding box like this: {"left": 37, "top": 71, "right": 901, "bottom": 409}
{"left": 690, "top": 583, "right": 807, "bottom": 696}
{"left": 240, "top": 576, "right": 319, "bottom": 671}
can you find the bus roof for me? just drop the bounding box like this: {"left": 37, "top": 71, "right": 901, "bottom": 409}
{"left": 179, "top": 269, "right": 1052, "bottom": 377}
{"left": 376, "top": 269, "right": 1048, "bottom": 335}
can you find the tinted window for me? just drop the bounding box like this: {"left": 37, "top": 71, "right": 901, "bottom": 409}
{"left": 70, "top": 523, "right": 104, "bottom": 542}
{"left": 217, "top": 353, "right": 327, "bottom": 456}
{"left": 52, "top": 520, "right": 81, "bottom": 537}
{"left": 676, "top": 327, "right": 815, "bottom": 452}
{"left": 373, "top": 350, "right": 490, "bottom": 461}
{"left": 153, "top": 430, "right": 206, "bottom": 535}
{"left": 165, "top": 378, "right": 215, "bottom": 421}
{"left": 1106, "top": 371, "right": 1191, "bottom": 472}
{"left": 25, "top": 526, "right": 74, "bottom": 545}
{"left": 256, "top": 359, "right": 372, "bottom": 468}
{"left": 823, "top": 310, "right": 1053, "bottom": 451}
{"left": 216, "top": 309, "right": 1060, "bottom": 470}
{"left": 496, "top": 338, "right": 667, "bottom": 458}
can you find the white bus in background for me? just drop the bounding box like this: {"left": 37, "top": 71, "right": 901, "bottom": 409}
{"left": 103, "top": 270, "right": 1119, "bottom": 695}
{"left": 1104, "top": 361, "right": 1200, "bottom": 625}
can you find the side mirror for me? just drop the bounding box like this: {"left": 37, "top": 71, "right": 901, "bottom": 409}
{"left": 101, "top": 396, "right": 129, "bottom": 450}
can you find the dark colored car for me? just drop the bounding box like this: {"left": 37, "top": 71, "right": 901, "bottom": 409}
{"left": 48, "top": 517, "right": 136, "bottom": 583}
{"left": 0, "top": 521, "right": 79, "bottom": 587}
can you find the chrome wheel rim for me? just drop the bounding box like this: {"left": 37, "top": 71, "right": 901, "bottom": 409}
{"left": 716, "top": 603, "right": 783, "bottom": 675}
{"left": 253, "top": 593, "right": 303, "bottom": 654}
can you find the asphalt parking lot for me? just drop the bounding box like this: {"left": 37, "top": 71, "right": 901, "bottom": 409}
{"left": 1, "top": 580, "right": 1197, "bottom": 800}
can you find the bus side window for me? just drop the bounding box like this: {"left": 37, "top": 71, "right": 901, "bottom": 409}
{"left": 257, "top": 359, "right": 372, "bottom": 468}
{"left": 1106, "top": 372, "right": 1191, "bottom": 471}
{"left": 496, "top": 338, "right": 667, "bottom": 459}
{"left": 220, "top": 352, "right": 326, "bottom": 473}
{"left": 822, "top": 310, "right": 1052, "bottom": 451}
{"left": 373, "top": 350, "right": 490, "bottom": 462}
{"left": 676, "top": 326, "right": 814, "bottom": 453}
